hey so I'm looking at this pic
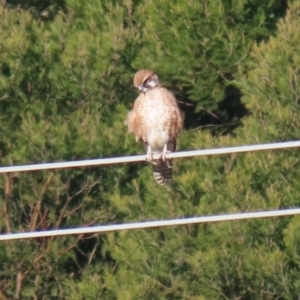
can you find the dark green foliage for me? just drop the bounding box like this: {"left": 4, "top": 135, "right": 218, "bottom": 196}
{"left": 3, "top": 0, "right": 66, "bottom": 19}
{"left": 0, "top": 0, "right": 300, "bottom": 299}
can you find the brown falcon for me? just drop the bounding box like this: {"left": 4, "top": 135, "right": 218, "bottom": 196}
{"left": 125, "top": 69, "right": 183, "bottom": 185}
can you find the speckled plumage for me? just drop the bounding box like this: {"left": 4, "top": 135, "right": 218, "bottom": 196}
{"left": 126, "top": 70, "right": 183, "bottom": 185}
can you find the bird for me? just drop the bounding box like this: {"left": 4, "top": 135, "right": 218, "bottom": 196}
{"left": 125, "top": 69, "right": 183, "bottom": 185}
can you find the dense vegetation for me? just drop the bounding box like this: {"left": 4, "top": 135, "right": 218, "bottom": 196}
{"left": 0, "top": 0, "right": 300, "bottom": 298}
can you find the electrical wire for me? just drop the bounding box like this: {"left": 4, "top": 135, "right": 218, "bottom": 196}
{"left": 0, "top": 208, "right": 299, "bottom": 241}
{"left": 0, "top": 141, "right": 299, "bottom": 173}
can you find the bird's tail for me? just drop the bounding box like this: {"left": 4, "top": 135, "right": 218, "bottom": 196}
{"left": 152, "top": 160, "right": 172, "bottom": 185}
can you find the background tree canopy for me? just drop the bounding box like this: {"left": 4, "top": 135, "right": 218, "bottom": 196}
{"left": 0, "top": 0, "right": 300, "bottom": 298}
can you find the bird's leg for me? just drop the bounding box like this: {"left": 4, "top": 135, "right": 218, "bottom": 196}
{"left": 146, "top": 145, "right": 154, "bottom": 162}
{"left": 160, "top": 144, "right": 171, "bottom": 161}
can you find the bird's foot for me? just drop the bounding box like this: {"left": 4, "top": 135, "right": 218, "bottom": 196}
{"left": 146, "top": 146, "right": 155, "bottom": 163}
{"left": 160, "top": 145, "right": 171, "bottom": 161}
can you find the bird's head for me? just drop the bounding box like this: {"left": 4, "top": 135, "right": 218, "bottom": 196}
{"left": 133, "top": 69, "right": 160, "bottom": 93}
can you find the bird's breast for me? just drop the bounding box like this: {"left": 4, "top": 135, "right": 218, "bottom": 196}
{"left": 139, "top": 92, "right": 171, "bottom": 151}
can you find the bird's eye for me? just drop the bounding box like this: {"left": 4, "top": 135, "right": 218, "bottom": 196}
{"left": 144, "top": 79, "right": 151, "bottom": 86}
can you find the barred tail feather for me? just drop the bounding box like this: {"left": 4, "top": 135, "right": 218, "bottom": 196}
{"left": 152, "top": 160, "right": 172, "bottom": 185}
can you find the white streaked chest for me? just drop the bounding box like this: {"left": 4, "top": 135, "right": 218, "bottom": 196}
{"left": 139, "top": 89, "right": 168, "bottom": 122}
{"left": 139, "top": 89, "right": 171, "bottom": 150}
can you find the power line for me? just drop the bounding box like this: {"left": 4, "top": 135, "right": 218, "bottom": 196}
{"left": 0, "top": 208, "right": 300, "bottom": 241}
{"left": 0, "top": 141, "right": 300, "bottom": 174}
